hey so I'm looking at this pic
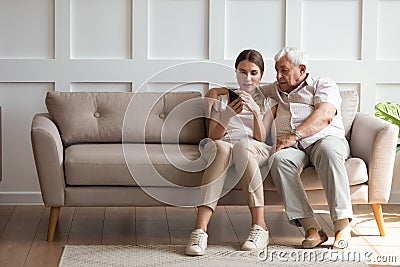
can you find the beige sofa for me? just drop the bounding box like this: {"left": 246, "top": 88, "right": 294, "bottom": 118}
{"left": 31, "top": 90, "right": 399, "bottom": 241}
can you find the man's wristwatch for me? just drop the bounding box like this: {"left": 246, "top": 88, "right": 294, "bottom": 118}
{"left": 291, "top": 128, "right": 302, "bottom": 141}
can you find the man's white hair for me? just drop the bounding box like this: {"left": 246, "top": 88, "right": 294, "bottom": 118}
{"left": 274, "top": 47, "right": 308, "bottom": 67}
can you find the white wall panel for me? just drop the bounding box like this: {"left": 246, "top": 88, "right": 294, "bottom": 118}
{"left": 70, "top": 0, "right": 131, "bottom": 59}
{"left": 144, "top": 82, "right": 208, "bottom": 93}
{"left": 71, "top": 82, "right": 132, "bottom": 92}
{"left": 225, "top": 0, "right": 284, "bottom": 60}
{"left": 302, "top": 0, "right": 361, "bottom": 60}
{"left": 376, "top": 84, "right": 400, "bottom": 104}
{"left": 0, "top": 83, "right": 53, "bottom": 191}
{"left": 148, "top": 0, "right": 209, "bottom": 59}
{"left": 377, "top": 0, "right": 400, "bottom": 60}
{"left": 0, "top": 0, "right": 54, "bottom": 59}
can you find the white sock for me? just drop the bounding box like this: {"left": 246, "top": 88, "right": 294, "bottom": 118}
{"left": 299, "top": 216, "right": 321, "bottom": 232}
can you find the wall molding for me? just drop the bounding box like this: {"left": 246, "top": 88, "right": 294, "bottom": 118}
{"left": 0, "top": 192, "right": 43, "bottom": 205}
{"left": 388, "top": 192, "right": 400, "bottom": 204}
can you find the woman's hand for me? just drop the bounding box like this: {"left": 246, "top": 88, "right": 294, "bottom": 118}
{"left": 206, "top": 88, "right": 242, "bottom": 141}
{"left": 238, "top": 90, "right": 261, "bottom": 115}
{"left": 223, "top": 97, "right": 243, "bottom": 118}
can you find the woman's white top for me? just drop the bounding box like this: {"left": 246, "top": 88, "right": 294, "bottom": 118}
{"left": 216, "top": 93, "right": 277, "bottom": 143}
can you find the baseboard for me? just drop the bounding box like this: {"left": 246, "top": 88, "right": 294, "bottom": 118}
{"left": 389, "top": 192, "right": 400, "bottom": 204}
{"left": 1, "top": 191, "right": 399, "bottom": 205}
{"left": 0, "top": 192, "right": 44, "bottom": 205}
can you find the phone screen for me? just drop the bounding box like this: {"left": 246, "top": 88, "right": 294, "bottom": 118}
{"left": 228, "top": 89, "right": 240, "bottom": 103}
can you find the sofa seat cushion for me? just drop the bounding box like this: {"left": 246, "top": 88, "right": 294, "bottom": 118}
{"left": 65, "top": 144, "right": 368, "bottom": 190}
{"left": 65, "top": 143, "right": 205, "bottom": 186}
{"left": 262, "top": 157, "right": 368, "bottom": 190}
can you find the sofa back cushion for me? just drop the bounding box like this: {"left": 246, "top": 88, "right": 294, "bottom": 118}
{"left": 45, "top": 89, "right": 358, "bottom": 146}
{"left": 46, "top": 91, "right": 206, "bottom": 146}
{"left": 340, "top": 90, "right": 359, "bottom": 140}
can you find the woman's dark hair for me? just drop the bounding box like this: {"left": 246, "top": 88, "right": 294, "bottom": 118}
{"left": 234, "top": 49, "right": 264, "bottom": 74}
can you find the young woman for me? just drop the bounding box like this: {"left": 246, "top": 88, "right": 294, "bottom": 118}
{"left": 185, "top": 49, "right": 277, "bottom": 256}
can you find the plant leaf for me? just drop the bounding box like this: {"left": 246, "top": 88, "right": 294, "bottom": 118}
{"left": 374, "top": 102, "right": 400, "bottom": 138}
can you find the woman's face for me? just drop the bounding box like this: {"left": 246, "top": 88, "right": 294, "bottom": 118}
{"left": 236, "top": 60, "right": 263, "bottom": 94}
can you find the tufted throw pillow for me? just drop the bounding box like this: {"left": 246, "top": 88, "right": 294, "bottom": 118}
{"left": 339, "top": 90, "right": 359, "bottom": 140}
{"left": 46, "top": 91, "right": 133, "bottom": 146}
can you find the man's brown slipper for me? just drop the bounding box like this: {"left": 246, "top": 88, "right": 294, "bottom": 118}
{"left": 302, "top": 229, "right": 328, "bottom": 249}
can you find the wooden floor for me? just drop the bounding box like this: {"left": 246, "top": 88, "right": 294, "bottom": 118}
{"left": 1, "top": 204, "right": 400, "bottom": 266}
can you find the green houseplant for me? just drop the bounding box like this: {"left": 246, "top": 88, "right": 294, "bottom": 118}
{"left": 375, "top": 102, "right": 400, "bottom": 152}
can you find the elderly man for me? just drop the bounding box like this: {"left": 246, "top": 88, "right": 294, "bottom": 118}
{"left": 261, "top": 47, "right": 352, "bottom": 249}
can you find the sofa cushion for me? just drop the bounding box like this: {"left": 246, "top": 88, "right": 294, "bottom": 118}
{"left": 46, "top": 91, "right": 132, "bottom": 146}
{"left": 46, "top": 91, "right": 206, "bottom": 146}
{"left": 340, "top": 90, "right": 359, "bottom": 140}
{"left": 65, "top": 143, "right": 205, "bottom": 186}
{"left": 258, "top": 157, "right": 368, "bottom": 190}
{"left": 65, "top": 144, "right": 368, "bottom": 190}
{"left": 122, "top": 91, "right": 206, "bottom": 144}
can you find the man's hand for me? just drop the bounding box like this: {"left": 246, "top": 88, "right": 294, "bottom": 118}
{"left": 276, "top": 134, "right": 297, "bottom": 151}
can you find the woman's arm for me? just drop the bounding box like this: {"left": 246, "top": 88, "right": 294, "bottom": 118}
{"left": 239, "top": 91, "right": 275, "bottom": 142}
{"left": 252, "top": 111, "right": 265, "bottom": 142}
{"left": 261, "top": 105, "right": 277, "bottom": 141}
{"left": 252, "top": 105, "right": 278, "bottom": 142}
{"left": 205, "top": 87, "right": 229, "bottom": 98}
{"left": 207, "top": 98, "right": 243, "bottom": 140}
{"left": 204, "top": 87, "right": 229, "bottom": 117}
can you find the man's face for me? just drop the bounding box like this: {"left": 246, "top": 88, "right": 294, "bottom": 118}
{"left": 275, "top": 55, "right": 306, "bottom": 92}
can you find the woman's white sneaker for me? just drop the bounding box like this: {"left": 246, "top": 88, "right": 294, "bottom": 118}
{"left": 241, "top": 224, "right": 269, "bottom": 251}
{"left": 185, "top": 229, "right": 208, "bottom": 256}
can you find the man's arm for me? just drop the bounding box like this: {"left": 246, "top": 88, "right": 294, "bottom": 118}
{"left": 259, "top": 84, "right": 273, "bottom": 99}
{"left": 276, "top": 102, "right": 336, "bottom": 151}
{"left": 296, "top": 102, "right": 336, "bottom": 138}
{"left": 276, "top": 77, "right": 340, "bottom": 151}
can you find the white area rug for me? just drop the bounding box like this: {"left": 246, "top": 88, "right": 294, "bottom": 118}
{"left": 59, "top": 244, "right": 369, "bottom": 267}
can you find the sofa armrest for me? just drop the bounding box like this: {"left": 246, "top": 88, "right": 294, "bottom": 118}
{"left": 31, "top": 113, "right": 65, "bottom": 206}
{"left": 350, "top": 112, "right": 399, "bottom": 203}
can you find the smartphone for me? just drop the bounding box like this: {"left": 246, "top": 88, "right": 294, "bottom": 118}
{"left": 228, "top": 89, "right": 240, "bottom": 103}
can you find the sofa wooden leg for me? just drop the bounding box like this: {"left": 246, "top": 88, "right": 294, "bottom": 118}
{"left": 47, "top": 207, "right": 60, "bottom": 241}
{"left": 371, "top": 203, "right": 385, "bottom": 236}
